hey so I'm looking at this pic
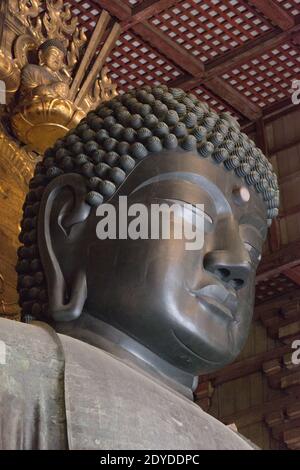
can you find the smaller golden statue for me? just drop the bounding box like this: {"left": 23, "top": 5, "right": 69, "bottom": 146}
{"left": 0, "top": 1, "right": 121, "bottom": 322}
{"left": 19, "top": 38, "right": 71, "bottom": 104}
{"left": 0, "top": 1, "right": 120, "bottom": 154}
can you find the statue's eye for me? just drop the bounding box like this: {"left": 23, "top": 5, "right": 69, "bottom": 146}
{"left": 244, "top": 242, "right": 261, "bottom": 266}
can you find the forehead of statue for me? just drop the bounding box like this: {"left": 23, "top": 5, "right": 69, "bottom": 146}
{"left": 42, "top": 46, "right": 64, "bottom": 57}
{"left": 113, "top": 149, "right": 267, "bottom": 230}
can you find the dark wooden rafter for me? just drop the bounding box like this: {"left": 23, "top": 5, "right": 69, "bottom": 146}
{"left": 205, "top": 77, "right": 261, "bottom": 121}
{"left": 221, "top": 391, "right": 300, "bottom": 428}
{"left": 123, "top": 0, "right": 177, "bottom": 30}
{"left": 94, "top": 0, "right": 279, "bottom": 121}
{"left": 133, "top": 22, "right": 205, "bottom": 77}
{"left": 280, "top": 169, "right": 300, "bottom": 185}
{"left": 89, "top": 2, "right": 300, "bottom": 123}
{"left": 93, "top": 0, "right": 131, "bottom": 21}
{"left": 171, "top": 19, "right": 300, "bottom": 90}
{"left": 254, "top": 288, "right": 300, "bottom": 319}
{"left": 270, "top": 136, "right": 300, "bottom": 157}
{"left": 283, "top": 267, "right": 300, "bottom": 287}
{"left": 257, "top": 241, "right": 300, "bottom": 281}
{"left": 200, "top": 343, "right": 294, "bottom": 386}
{"left": 69, "top": 10, "right": 111, "bottom": 101}
{"left": 243, "top": 99, "right": 299, "bottom": 133}
{"left": 248, "top": 0, "right": 295, "bottom": 31}
{"left": 280, "top": 204, "right": 300, "bottom": 219}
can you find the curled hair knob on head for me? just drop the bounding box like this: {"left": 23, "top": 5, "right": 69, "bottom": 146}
{"left": 38, "top": 38, "right": 67, "bottom": 55}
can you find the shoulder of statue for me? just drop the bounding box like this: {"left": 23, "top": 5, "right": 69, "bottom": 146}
{"left": 20, "top": 63, "right": 55, "bottom": 86}
{"left": 0, "top": 317, "right": 64, "bottom": 362}
{"left": 0, "top": 318, "right": 67, "bottom": 450}
{"left": 21, "top": 63, "right": 43, "bottom": 74}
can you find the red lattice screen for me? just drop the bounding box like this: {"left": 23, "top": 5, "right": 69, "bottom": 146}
{"left": 66, "top": 0, "right": 102, "bottom": 31}
{"left": 149, "top": 0, "right": 272, "bottom": 62}
{"left": 106, "top": 31, "right": 184, "bottom": 92}
{"left": 222, "top": 41, "right": 300, "bottom": 108}
{"left": 66, "top": 0, "right": 300, "bottom": 122}
{"left": 277, "top": 0, "right": 300, "bottom": 16}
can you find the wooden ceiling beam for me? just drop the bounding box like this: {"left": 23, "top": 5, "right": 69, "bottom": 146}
{"left": 263, "top": 98, "right": 299, "bottom": 122}
{"left": 171, "top": 21, "right": 300, "bottom": 91}
{"left": 254, "top": 289, "right": 300, "bottom": 320}
{"left": 133, "top": 22, "right": 205, "bottom": 77}
{"left": 205, "top": 19, "right": 300, "bottom": 77}
{"left": 94, "top": 0, "right": 131, "bottom": 20}
{"left": 269, "top": 136, "right": 300, "bottom": 157}
{"left": 283, "top": 267, "right": 300, "bottom": 287}
{"left": 243, "top": 99, "right": 299, "bottom": 132}
{"left": 94, "top": 1, "right": 204, "bottom": 77}
{"left": 280, "top": 169, "right": 300, "bottom": 186}
{"left": 199, "top": 344, "right": 292, "bottom": 386}
{"left": 256, "top": 241, "right": 300, "bottom": 281}
{"left": 279, "top": 204, "right": 300, "bottom": 219}
{"left": 221, "top": 392, "right": 300, "bottom": 428}
{"left": 205, "top": 77, "right": 262, "bottom": 121}
{"left": 248, "top": 0, "right": 295, "bottom": 31}
{"left": 132, "top": 24, "right": 260, "bottom": 120}
{"left": 94, "top": 3, "right": 298, "bottom": 122}
{"left": 123, "top": 0, "right": 177, "bottom": 29}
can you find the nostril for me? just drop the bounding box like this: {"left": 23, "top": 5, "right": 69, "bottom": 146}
{"left": 232, "top": 278, "right": 244, "bottom": 290}
{"left": 216, "top": 268, "right": 230, "bottom": 280}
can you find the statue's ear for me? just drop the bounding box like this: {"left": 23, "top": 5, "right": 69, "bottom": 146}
{"left": 38, "top": 173, "right": 91, "bottom": 322}
{"left": 38, "top": 49, "right": 43, "bottom": 65}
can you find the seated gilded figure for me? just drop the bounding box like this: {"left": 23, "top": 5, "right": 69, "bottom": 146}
{"left": 19, "top": 38, "right": 70, "bottom": 105}
{"left": 0, "top": 85, "right": 279, "bottom": 450}
{"left": 11, "top": 38, "right": 84, "bottom": 154}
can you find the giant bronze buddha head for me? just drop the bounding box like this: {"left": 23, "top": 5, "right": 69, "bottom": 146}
{"left": 17, "top": 85, "right": 279, "bottom": 382}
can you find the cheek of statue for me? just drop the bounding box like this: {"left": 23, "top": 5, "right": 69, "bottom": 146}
{"left": 43, "top": 50, "right": 63, "bottom": 72}
{"left": 48, "top": 56, "right": 61, "bottom": 72}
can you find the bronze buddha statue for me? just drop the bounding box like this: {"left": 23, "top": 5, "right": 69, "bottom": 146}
{"left": 0, "top": 85, "right": 279, "bottom": 449}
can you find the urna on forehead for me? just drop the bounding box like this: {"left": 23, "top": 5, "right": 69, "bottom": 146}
{"left": 17, "top": 85, "right": 279, "bottom": 321}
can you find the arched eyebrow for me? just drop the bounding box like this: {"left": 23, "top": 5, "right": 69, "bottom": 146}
{"left": 129, "top": 171, "right": 231, "bottom": 214}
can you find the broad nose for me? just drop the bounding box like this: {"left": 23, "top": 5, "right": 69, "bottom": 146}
{"left": 203, "top": 251, "right": 250, "bottom": 290}
{"left": 203, "top": 218, "right": 251, "bottom": 290}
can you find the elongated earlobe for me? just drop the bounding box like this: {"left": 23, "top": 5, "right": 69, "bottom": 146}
{"left": 38, "top": 173, "right": 90, "bottom": 322}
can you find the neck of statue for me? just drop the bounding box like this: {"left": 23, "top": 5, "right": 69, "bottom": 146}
{"left": 54, "top": 311, "right": 198, "bottom": 400}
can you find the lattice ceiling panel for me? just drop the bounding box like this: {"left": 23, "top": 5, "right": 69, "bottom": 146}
{"left": 222, "top": 41, "right": 300, "bottom": 108}
{"left": 106, "top": 31, "right": 184, "bottom": 92}
{"left": 66, "top": 0, "right": 101, "bottom": 31}
{"left": 66, "top": 0, "right": 299, "bottom": 123}
{"left": 255, "top": 274, "right": 299, "bottom": 304}
{"left": 191, "top": 85, "right": 242, "bottom": 120}
{"left": 277, "top": 0, "right": 300, "bottom": 16}
{"left": 149, "top": 0, "right": 272, "bottom": 62}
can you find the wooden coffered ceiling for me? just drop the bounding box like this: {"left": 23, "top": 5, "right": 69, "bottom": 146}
{"left": 66, "top": 0, "right": 299, "bottom": 125}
